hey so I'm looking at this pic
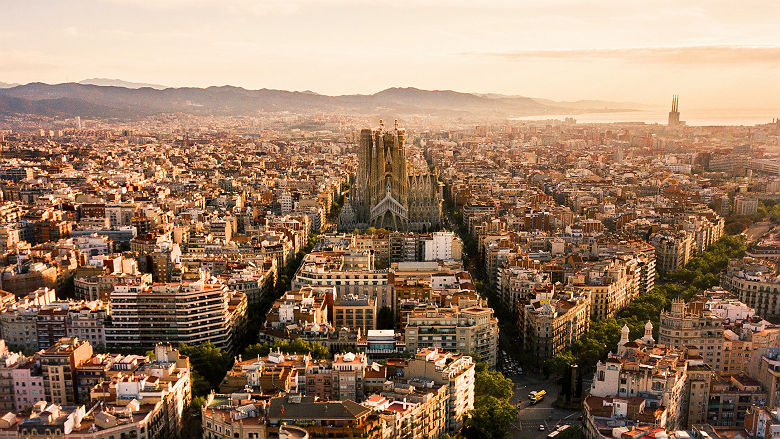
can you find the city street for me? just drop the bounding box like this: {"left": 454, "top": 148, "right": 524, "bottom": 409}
{"left": 502, "top": 368, "right": 580, "bottom": 439}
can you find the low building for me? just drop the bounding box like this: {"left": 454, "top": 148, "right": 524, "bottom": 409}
{"left": 590, "top": 331, "right": 686, "bottom": 430}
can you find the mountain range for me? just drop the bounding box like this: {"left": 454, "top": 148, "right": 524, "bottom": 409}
{"left": 0, "top": 81, "right": 645, "bottom": 119}
{"left": 78, "top": 78, "right": 168, "bottom": 90}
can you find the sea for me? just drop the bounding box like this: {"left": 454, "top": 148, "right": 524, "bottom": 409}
{"left": 510, "top": 109, "right": 780, "bottom": 126}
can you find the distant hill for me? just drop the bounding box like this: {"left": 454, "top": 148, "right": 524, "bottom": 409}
{"left": 0, "top": 82, "right": 20, "bottom": 89}
{"left": 0, "top": 82, "right": 641, "bottom": 119}
{"left": 78, "top": 78, "right": 168, "bottom": 90}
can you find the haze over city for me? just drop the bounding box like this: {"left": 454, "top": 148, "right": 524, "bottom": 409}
{"left": 2, "top": 0, "right": 780, "bottom": 111}
{"left": 1, "top": 2, "right": 780, "bottom": 439}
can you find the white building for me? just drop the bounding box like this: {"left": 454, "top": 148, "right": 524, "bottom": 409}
{"left": 423, "top": 231, "right": 457, "bottom": 261}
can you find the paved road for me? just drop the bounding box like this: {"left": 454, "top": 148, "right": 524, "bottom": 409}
{"left": 501, "top": 369, "right": 579, "bottom": 439}
{"left": 743, "top": 222, "right": 774, "bottom": 244}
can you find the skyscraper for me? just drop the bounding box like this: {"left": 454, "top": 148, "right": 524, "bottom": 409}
{"left": 668, "top": 94, "right": 681, "bottom": 127}
{"left": 339, "top": 120, "right": 442, "bottom": 231}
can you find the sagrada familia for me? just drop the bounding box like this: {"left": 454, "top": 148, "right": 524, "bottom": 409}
{"left": 338, "top": 120, "right": 442, "bottom": 232}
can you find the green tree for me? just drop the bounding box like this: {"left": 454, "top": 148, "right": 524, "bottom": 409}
{"left": 463, "top": 395, "right": 516, "bottom": 439}
{"left": 179, "top": 343, "right": 232, "bottom": 394}
{"left": 552, "top": 236, "right": 746, "bottom": 372}
{"left": 475, "top": 369, "right": 513, "bottom": 400}
{"left": 547, "top": 351, "right": 576, "bottom": 377}
{"left": 190, "top": 369, "right": 214, "bottom": 397}
{"left": 243, "top": 343, "right": 271, "bottom": 359}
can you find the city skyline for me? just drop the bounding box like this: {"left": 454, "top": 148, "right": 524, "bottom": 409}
{"left": 1, "top": 0, "right": 780, "bottom": 110}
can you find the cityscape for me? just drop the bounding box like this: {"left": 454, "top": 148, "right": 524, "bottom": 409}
{"left": 1, "top": 2, "right": 780, "bottom": 439}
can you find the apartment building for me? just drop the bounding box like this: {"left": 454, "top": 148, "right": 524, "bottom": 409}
{"left": 362, "top": 379, "right": 448, "bottom": 439}
{"left": 0, "top": 347, "right": 22, "bottom": 412}
{"left": 292, "top": 251, "right": 395, "bottom": 312}
{"left": 755, "top": 348, "right": 780, "bottom": 407}
{"left": 39, "top": 337, "right": 93, "bottom": 406}
{"left": 404, "top": 348, "right": 475, "bottom": 432}
{"left": 659, "top": 299, "right": 725, "bottom": 371}
{"left": 706, "top": 374, "right": 767, "bottom": 427}
{"left": 203, "top": 394, "right": 382, "bottom": 439}
{"left": 332, "top": 352, "right": 368, "bottom": 402}
{"left": 107, "top": 278, "right": 247, "bottom": 352}
{"left": 590, "top": 342, "right": 687, "bottom": 429}
{"left": 519, "top": 286, "right": 591, "bottom": 360}
{"left": 575, "top": 258, "right": 632, "bottom": 320}
{"left": 333, "top": 295, "right": 376, "bottom": 334}
{"left": 404, "top": 305, "right": 499, "bottom": 367}
{"left": 721, "top": 257, "right": 780, "bottom": 318}
{"left": 497, "top": 265, "right": 548, "bottom": 313}
{"left": 265, "top": 286, "right": 331, "bottom": 330}
{"left": 734, "top": 196, "right": 759, "bottom": 216}
{"left": 651, "top": 231, "right": 694, "bottom": 273}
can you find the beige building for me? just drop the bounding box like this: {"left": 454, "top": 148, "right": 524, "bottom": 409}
{"left": 590, "top": 342, "right": 688, "bottom": 430}
{"left": 332, "top": 352, "right": 369, "bottom": 402}
{"left": 721, "top": 257, "right": 780, "bottom": 318}
{"left": 292, "top": 250, "right": 395, "bottom": 312}
{"left": 756, "top": 349, "right": 780, "bottom": 408}
{"left": 659, "top": 299, "right": 725, "bottom": 371}
{"left": 651, "top": 231, "right": 694, "bottom": 273}
{"left": 201, "top": 393, "right": 269, "bottom": 439}
{"left": 39, "top": 337, "right": 93, "bottom": 406}
{"left": 404, "top": 348, "right": 475, "bottom": 432}
{"left": 362, "top": 379, "right": 448, "bottom": 439}
{"left": 404, "top": 305, "right": 499, "bottom": 367}
{"left": 574, "top": 258, "right": 632, "bottom": 320}
{"left": 735, "top": 196, "right": 759, "bottom": 216}
{"left": 333, "top": 295, "right": 376, "bottom": 334}
{"left": 519, "top": 286, "right": 591, "bottom": 360}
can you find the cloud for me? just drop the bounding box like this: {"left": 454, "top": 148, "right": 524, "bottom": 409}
{"left": 97, "top": 0, "right": 305, "bottom": 15}
{"left": 478, "top": 46, "right": 780, "bottom": 64}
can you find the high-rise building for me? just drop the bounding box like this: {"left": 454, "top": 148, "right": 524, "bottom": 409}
{"left": 106, "top": 278, "right": 247, "bottom": 352}
{"left": 339, "top": 120, "right": 442, "bottom": 232}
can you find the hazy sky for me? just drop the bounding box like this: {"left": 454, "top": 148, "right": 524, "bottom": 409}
{"left": 2, "top": 0, "right": 780, "bottom": 109}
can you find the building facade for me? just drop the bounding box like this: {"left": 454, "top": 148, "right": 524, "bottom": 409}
{"left": 339, "top": 120, "right": 442, "bottom": 232}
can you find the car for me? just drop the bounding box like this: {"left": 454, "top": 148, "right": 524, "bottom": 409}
{"left": 539, "top": 425, "right": 546, "bottom": 431}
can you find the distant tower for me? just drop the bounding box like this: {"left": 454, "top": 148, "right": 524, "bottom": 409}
{"left": 668, "top": 95, "right": 680, "bottom": 127}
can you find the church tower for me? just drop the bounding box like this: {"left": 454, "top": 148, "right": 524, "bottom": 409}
{"left": 617, "top": 324, "right": 630, "bottom": 355}
{"left": 338, "top": 120, "right": 441, "bottom": 232}
{"left": 641, "top": 320, "right": 655, "bottom": 346}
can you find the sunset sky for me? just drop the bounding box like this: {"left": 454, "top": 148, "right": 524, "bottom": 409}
{"left": 2, "top": 0, "right": 779, "bottom": 109}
